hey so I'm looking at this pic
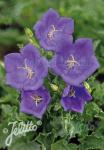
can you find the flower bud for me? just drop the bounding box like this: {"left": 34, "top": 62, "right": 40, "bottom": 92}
{"left": 84, "top": 81, "right": 92, "bottom": 93}
{"left": 50, "top": 84, "right": 59, "bottom": 91}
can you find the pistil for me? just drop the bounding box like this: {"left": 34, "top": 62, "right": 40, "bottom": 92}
{"left": 31, "top": 95, "right": 42, "bottom": 106}
{"left": 48, "top": 25, "right": 62, "bottom": 40}
{"left": 17, "top": 59, "right": 34, "bottom": 79}
{"left": 66, "top": 55, "right": 80, "bottom": 69}
{"left": 69, "top": 87, "right": 75, "bottom": 97}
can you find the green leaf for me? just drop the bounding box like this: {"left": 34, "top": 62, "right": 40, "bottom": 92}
{"left": 51, "top": 139, "right": 78, "bottom": 150}
{"left": 8, "top": 139, "right": 41, "bottom": 150}
{"left": 80, "top": 136, "right": 104, "bottom": 150}
{"left": 0, "top": 119, "right": 12, "bottom": 149}
{"left": 36, "top": 133, "right": 54, "bottom": 150}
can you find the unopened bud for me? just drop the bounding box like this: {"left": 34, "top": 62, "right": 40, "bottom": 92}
{"left": 25, "top": 28, "right": 33, "bottom": 38}
{"left": 84, "top": 81, "right": 92, "bottom": 93}
{"left": 50, "top": 84, "right": 59, "bottom": 91}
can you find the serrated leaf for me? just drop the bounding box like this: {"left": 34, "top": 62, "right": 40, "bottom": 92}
{"left": 36, "top": 133, "right": 54, "bottom": 150}
{"left": 51, "top": 139, "right": 78, "bottom": 150}
{"left": 80, "top": 136, "right": 104, "bottom": 150}
{"left": 8, "top": 139, "right": 41, "bottom": 150}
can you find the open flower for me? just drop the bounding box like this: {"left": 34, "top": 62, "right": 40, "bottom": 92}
{"left": 5, "top": 44, "right": 48, "bottom": 91}
{"left": 61, "top": 84, "right": 92, "bottom": 113}
{"left": 20, "top": 87, "right": 51, "bottom": 118}
{"left": 50, "top": 38, "right": 99, "bottom": 85}
{"left": 34, "top": 8, "right": 74, "bottom": 51}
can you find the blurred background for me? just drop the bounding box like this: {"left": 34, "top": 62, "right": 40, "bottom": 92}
{"left": 0, "top": 0, "right": 104, "bottom": 61}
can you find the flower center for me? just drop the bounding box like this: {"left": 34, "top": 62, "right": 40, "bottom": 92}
{"left": 31, "top": 95, "right": 42, "bottom": 106}
{"left": 66, "top": 55, "right": 80, "bottom": 69}
{"left": 17, "top": 59, "right": 34, "bottom": 79}
{"left": 69, "top": 87, "right": 75, "bottom": 97}
{"left": 47, "top": 25, "right": 62, "bottom": 40}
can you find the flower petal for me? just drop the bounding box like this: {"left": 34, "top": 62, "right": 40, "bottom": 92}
{"left": 4, "top": 53, "right": 23, "bottom": 73}
{"left": 42, "top": 8, "right": 59, "bottom": 26}
{"left": 20, "top": 88, "right": 51, "bottom": 118}
{"left": 6, "top": 69, "right": 26, "bottom": 90}
{"left": 33, "top": 9, "right": 73, "bottom": 51}
{"left": 50, "top": 38, "right": 100, "bottom": 85}
{"left": 74, "top": 38, "right": 94, "bottom": 57}
{"left": 57, "top": 17, "right": 74, "bottom": 34}
{"left": 34, "top": 20, "right": 46, "bottom": 40}
{"left": 36, "top": 57, "right": 48, "bottom": 78}
{"left": 21, "top": 44, "right": 40, "bottom": 62}
{"left": 61, "top": 97, "right": 85, "bottom": 113}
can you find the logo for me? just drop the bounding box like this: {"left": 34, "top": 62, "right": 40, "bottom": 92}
{"left": 3, "top": 120, "right": 42, "bottom": 146}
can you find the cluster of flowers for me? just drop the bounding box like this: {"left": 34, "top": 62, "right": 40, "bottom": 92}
{"left": 4, "top": 9, "right": 99, "bottom": 119}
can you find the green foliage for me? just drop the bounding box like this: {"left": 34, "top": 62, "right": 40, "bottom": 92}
{"left": 0, "top": 0, "right": 104, "bottom": 149}
{"left": 8, "top": 139, "right": 41, "bottom": 150}
{"left": 80, "top": 136, "right": 104, "bottom": 150}
{"left": 51, "top": 139, "right": 78, "bottom": 150}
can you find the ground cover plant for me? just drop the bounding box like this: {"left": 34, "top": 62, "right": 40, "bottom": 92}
{"left": 0, "top": 1, "right": 104, "bottom": 150}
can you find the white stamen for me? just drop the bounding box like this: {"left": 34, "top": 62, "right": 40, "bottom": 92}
{"left": 17, "top": 59, "right": 34, "bottom": 79}
{"left": 47, "top": 25, "right": 62, "bottom": 40}
{"left": 66, "top": 55, "right": 80, "bottom": 69}
{"left": 31, "top": 95, "right": 42, "bottom": 106}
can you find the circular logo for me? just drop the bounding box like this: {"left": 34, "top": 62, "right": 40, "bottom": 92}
{"left": 3, "top": 128, "right": 8, "bottom": 134}
{"left": 37, "top": 120, "right": 42, "bottom": 126}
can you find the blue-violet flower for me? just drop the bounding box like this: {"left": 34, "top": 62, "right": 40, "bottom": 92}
{"left": 34, "top": 8, "right": 74, "bottom": 51}
{"left": 61, "top": 84, "right": 92, "bottom": 113}
{"left": 20, "top": 87, "right": 51, "bottom": 118}
{"left": 5, "top": 44, "right": 48, "bottom": 91}
{"left": 50, "top": 38, "right": 99, "bottom": 85}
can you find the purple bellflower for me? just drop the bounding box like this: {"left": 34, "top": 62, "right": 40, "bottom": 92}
{"left": 50, "top": 38, "right": 99, "bottom": 85}
{"left": 20, "top": 87, "right": 51, "bottom": 118}
{"left": 61, "top": 84, "right": 92, "bottom": 113}
{"left": 5, "top": 44, "right": 48, "bottom": 91}
{"left": 34, "top": 8, "right": 74, "bottom": 51}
